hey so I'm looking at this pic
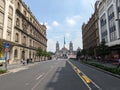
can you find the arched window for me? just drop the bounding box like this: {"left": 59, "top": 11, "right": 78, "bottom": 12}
{"left": 30, "top": 29, "right": 32, "bottom": 35}
{"left": 9, "top": 6, "right": 13, "bottom": 16}
{"left": 0, "top": 0, "right": 5, "bottom": 9}
{"left": 17, "top": 2, "right": 20, "bottom": 9}
{"left": 14, "top": 49, "right": 18, "bottom": 58}
{"left": 29, "top": 39, "right": 32, "bottom": 46}
{"left": 15, "top": 33, "right": 19, "bottom": 42}
{"left": 33, "top": 41, "right": 34, "bottom": 47}
{"left": 0, "top": 0, "right": 5, "bottom": 26}
{"left": 24, "top": 10, "right": 26, "bottom": 16}
{"left": 16, "top": 18, "right": 20, "bottom": 27}
{"left": 23, "top": 36, "right": 26, "bottom": 45}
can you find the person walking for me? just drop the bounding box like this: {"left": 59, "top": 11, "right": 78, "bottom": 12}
{"left": 117, "top": 58, "right": 120, "bottom": 68}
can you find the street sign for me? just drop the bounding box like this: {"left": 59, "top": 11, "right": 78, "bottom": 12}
{"left": 5, "top": 48, "right": 9, "bottom": 52}
{"left": 4, "top": 43, "right": 10, "bottom": 48}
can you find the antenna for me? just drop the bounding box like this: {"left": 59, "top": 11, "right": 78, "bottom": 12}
{"left": 91, "top": 3, "right": 94, "bottom": 11}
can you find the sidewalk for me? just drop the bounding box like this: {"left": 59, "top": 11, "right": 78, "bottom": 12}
{"left": 0, "top": 61, "right": 36, "bottom": 71}
{"left": 7, "top": 62, "right": 23, "bottom": 70}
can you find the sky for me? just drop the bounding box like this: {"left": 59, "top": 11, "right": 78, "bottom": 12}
{"left": 23, "top": 0, "right": 96, "bottom": 52}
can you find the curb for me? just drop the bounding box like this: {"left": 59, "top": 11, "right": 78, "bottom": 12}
{"left": 82, "top": 62, "right": 120, "bottom": 79}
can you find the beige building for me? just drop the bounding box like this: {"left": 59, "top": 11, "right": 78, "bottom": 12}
{"left": 82, "top": 1, "right": 99, "bottom": 50}
{"left": 0, "top": 0, "right": 47, "bottom": 63}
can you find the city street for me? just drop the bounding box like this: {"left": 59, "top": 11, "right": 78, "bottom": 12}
{"left": 0, "top": 59, "right": 120, "bottom": 90}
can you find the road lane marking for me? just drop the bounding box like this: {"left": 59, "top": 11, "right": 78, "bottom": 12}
{"left": 31, "top": 61, "right": 62, "bottom": 90}
{"left": 67, "top": 60, "right": 102, "bottom": 90}
{"left": 36, "top": 73, "right": 45, "bottom": 80}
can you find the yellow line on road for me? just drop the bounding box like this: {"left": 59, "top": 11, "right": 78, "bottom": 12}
{"left": 67, "top": 61, "right": 91, "bottom": 84}
{"left": 81, "top": 75, "right": 91, "bottom": 84}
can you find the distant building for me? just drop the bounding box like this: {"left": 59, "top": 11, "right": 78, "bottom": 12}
{"left": 55, "top": 37, "right": 79, "bottom": 59}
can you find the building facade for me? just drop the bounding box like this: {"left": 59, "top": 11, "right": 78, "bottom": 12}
{"left": 82, "top": 2, "right": 99, "bottom": 50}
{"left": 0, "top": 0, "right": 47, "bottom": 63}
{"left": 97, "top": 0, "right": 120, "bottom": 58}
{"left": 55, "top": 41, "right": 74, "bottom": 58}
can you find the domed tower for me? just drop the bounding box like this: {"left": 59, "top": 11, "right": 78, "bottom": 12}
{"left": 69, "top": 41, "right": 73, "bottom": 54}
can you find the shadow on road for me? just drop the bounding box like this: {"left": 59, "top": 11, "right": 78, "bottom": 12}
{"left": 44, "top": 61, "right": 88, "bottom": 90}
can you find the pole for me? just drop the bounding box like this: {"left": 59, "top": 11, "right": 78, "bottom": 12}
{"left": 5, "top": 52, "right": 7, "bottom": 70}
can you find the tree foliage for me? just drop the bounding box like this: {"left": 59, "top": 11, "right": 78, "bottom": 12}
{"left": 96, "top": 41, "right": 110, "bottom": 59}
{"left": 36, "top": 47, "right": 43, "bottom": 57}
{"left": 0, "top": 39, "right": 4, "bottom": 56}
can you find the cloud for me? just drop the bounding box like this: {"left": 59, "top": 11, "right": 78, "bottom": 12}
{"left": 66, "top": 18, "right": 76, "bottom": 26}
{"left": 66, "top": 15, "right": 83, "bottom": 26}
{"left": 44, "top": 22, "right": 52, "bottom": 30}
{"left": 47, "top": 39, "right": 56, "bottom": 52}
{"left": 52, "top": 21, "right": 60, "bottom": 26}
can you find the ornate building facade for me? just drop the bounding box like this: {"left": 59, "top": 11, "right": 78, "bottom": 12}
{"left": 82, "top": 1, "right": 99, "bottom": 50}
{"left": 0, "top": 0, "right": 47, "bottom": 63}
{"left": 55, "top": 41, "right": 74, "bottom": 58}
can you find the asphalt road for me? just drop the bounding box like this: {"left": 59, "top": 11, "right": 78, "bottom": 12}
{"left": 0, "top": 59, "right": 88, "bottom": 90}
{"left": 0, "top": 59, "right": 120, "bottom": 90}
{"left": 70, "top": 60, "right": 120, "bottom": 90}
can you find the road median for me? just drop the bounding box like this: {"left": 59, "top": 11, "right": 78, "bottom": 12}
{"left": 82, "top": 61, "right": 120, "bottom": 79}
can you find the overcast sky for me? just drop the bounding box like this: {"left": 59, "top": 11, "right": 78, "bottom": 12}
{"left": 24, "top": 0, "right": 96, "bottom": 52}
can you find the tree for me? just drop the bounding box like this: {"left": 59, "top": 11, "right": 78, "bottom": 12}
{"left": 47, "top": 52, "right": 51, "bottom": 59}
{"left": 81, "top": 49, "right": 86, "bottom": 56}
{"left": 36, "top": 47, "right": 43, "bottom": 61}
{"left": 87, "top": 47, "right": 94, "bottom": 57}
{"left": 0, "top": 39, "right": 4, "bottom": 57}
{"left": 42, "top": 51, "right": 47, "bottom": 60}
{"left": 76, "top": 51, "right": 81, "bottom": 60}
{"left": 96, "top": 41, "right": 110, "bottom": 61}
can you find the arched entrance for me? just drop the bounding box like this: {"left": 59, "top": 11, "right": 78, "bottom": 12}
{"left": 21, "top": 50, "right": 25, "bottom": 60}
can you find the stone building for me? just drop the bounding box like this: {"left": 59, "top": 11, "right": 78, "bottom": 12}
{"left": 0, "top": 0, "right": 47, "bottom": 63}
{"left": 97, "top": 0, "right": 120, "bottom": 58}
{"left": 55, "top": 41, "right": 75, "bottom": 58}
{"left": 82, "top": 1, "right": 99, "bottom": 50}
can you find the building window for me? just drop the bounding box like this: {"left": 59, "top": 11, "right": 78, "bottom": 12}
{"left": 100, "top": 14, "right": 108, "bottom": 43}
{"left": 16, "top": 18, "right": 20, "bottom": 27}
{"left": 0, "top": 0, "right": 5, "bottom": 9}
{"left": 30, "top": 39, "right": 32, "bottom": 47}
{"left": 108, "top": 5, "right": 116, "bottom": 41}
{"left": 30, "top": 29, "right": 32, "bottom": 35}
{"left": 7, "top": 17, "right": 12, "bottom": 30}
{"left": 17, "top": 2, "right": 20, "bottom": 10}
{"left": 33, "top": 41, "right": 34, "bottom": 47}
{"left": 24, "top": 10, "right": 26, "bottom": 16}
{"left": 14, "top": 49, "right": 18, "bottom": 58}
{"left": 7, "top": 31, "right": 11, "bottom": 41}
{"left": 23, "top": 36, "right": 26, "bottom": 45}
{"left": 15, "top": 33, "right": 19, "bottom": 42}
{"left": 9, "top": 6, "right": 13, "bottom": 16}
{"left": 0, "top": 28, "right": 3, "bottom": 38}
{"left": 0, "top": 12, "right": 4, "bottom": 26}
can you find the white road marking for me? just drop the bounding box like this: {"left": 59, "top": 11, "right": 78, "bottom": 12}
{"left": 25, "top": 83, "right": 29, "bottom": 85}
{"left": 36, "top": 73, "right": 45, "bottom": 80}
{"left": 31, "top": 67, "right": 54, "bottom": 90}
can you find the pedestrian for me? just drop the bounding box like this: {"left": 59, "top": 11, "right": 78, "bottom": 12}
{"left": 26, "top": 58, "right": 29, "bottom": 64}
{"left": 117, "top": 58, "right": 120, "bottom": 68}
{"left": 21, "top": 59, "right": 25, "bottom": 65}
